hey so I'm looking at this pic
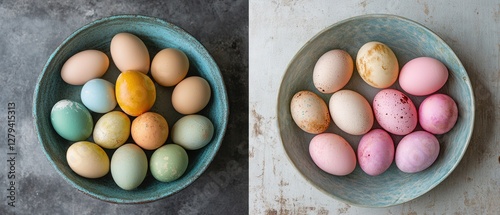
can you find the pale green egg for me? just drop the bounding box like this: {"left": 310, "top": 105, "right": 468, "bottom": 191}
{"left": 150, "top": 144, "right": 188, "bottom": 183}
{"left": 110, "top": 144, "right": 148, "bottom": 190}
{"left": 171, "top": 115, "right": 214, "bottom": 150}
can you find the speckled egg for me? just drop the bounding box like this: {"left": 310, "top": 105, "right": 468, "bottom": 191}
{"left": 313, "top": 49, "right": 353, "bottom": 94}
{"left": 309, "top": 133, "right": 356, "bottom": 176}
{"left": 357, "top": 129, "right": 394, "bottom": 176}
{"left": 356, "top": 41, "right": 399, "bottom": 88}
{"left": 50, "top": 99, "right": 93, "bottom": 141}
{"left": 290, "top": 90, "right": 330, "bottom": 134}
{"left": 329, "top": 89, "right": 373, "bottom": 135}
{"left": 66, "top": 141, "right": 110, "bottom": 178}
{"left": 373, "top": 89, "right": 417, "bottom": 135}
{"left": 111, "top": 143, "right": 148, "bottom": 190}
{"left": 81, "top": 78, "right": 117, "bottom": 113}
{"left": 131, "top": 112, "right": 169, "bottom": 150}
{"left": 93, "top": 111, "right": 131, "bottom": 149}
{"left": 150, "top": 144, "right": 189, "bottom": 182}
{"left": 115, "top": 70, "right": 156, "bottom": 116}
{"left": 395, "top": 131, "right": 440, "bottom": 173}
{"left": 171, "top": 115, "right": 214, "bottom": 150}
{"left": 419, "top": 94, "right": 458, "bottom": 134}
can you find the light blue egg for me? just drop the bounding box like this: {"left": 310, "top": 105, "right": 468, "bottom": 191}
{"left": 81, "top": 78, "right": 116, "bottom": 113}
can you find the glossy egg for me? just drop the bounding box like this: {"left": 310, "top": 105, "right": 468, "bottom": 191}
{"left": 150, "top": 144, "right": 189, "bottom": 182}
{"left": 329, "top": 89, "right": 373, "bottom": 135}
{"left": 171, "top": 76, "right": 211, "bottom": 114}
{"left": 151, "top": 48, "right": 189, "bottom": 87}
{"left": 115, "top": 70, "right": 156, "bottom": 116}
{"left": 373, "top": 89, "right": 418, "bottom": 135}
{"left": 171, "top": 115, "right": 214, "bottom": 150}
{"left": 61, "top": 50, "right": 109, "bottom": 85}
{"left": 81, "top": 78, "right": 116, "bottom": 113}
{"left": 395, "top": 131, "right": 440, "bottom": 173}
{"left": 357, "top": 129, "right": 394, "bottom": 176}
{"left": 309, "top": 133, "right": 356, "bottom": 176}
{"left": 399, "top": 57, "right": 449, "bottom": 96}
{"left": 110, "top": 33, "right": 150, "bottom": 74}
{"left": 131, "top": 112, "right": 169, "bottom": 150}
{"left": 50, "top": 99, "right": 93, "bottom": 141}
{"left": 313, "top": 49, "right": 353, "bottom": 94}
{"left": 356, "top": 41, "right": 399, "bottom": 88}
{"left": 290, "top": 90, "right": 330, "bottom": 134}
{"left": 111, "top": 143, "right": 148, "bottom": 190}
{"left": 66, "top": 141, "right": 109, "bottom": 178}
{"left": 93, "top": 111, "right": 131, "bottom": 149}
{"left": 419, "top": 94, "right": 458, "bottom": 134}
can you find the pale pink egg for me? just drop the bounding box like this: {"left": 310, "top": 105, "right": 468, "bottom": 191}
{"left": 395, "top": 131, "right": 440, "bottom": 173}
{"left": 419, "top": 94, "right": 458, "bottom": 134}
{"left": 309, "top": 133, "right": 356, "bottom": 176}
{"left": 373, "top": 89, "right": 418, "bottom": 135}
{"left": 399, "top": 57, "right": 448, "bottom": 96}
{"left": 357, "top": 129, "right": 394, "bottom": 176}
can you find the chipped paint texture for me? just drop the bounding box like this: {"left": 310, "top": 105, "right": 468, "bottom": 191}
{"left": 250, "top": 0, "right": 500, "bottom": 214}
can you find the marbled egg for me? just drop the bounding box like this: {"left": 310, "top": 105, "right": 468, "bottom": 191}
{"left": 356, "top": 41, "right": 399, "bottom": 88}
{"left": 373, "top": 89, "right": 417, "bottom": 135}
{"left": 309, "top": 133, "right": 356, "bottom": 176}
{"left": 111, "top": 143, "right": 148, "bottom": 190}
{"left": 395, "top": 131, "right": 440, "bottom": 173}
{"left": 329, "top": 89, "right": 373, "bottom": 135}
{"left": 50, "top": 99, "right": 93, "bottom": 141}
{"left": 419, "top": 94, "right": 458, "bottom": 134}
{"left": 290, "top": 90, "right": 330, "bottom": 134}
{"left": 81, "top": 78, "right": 117, "bottom": 113}
{"left": 357, "top": 129, "right": 394, "bottom": 176}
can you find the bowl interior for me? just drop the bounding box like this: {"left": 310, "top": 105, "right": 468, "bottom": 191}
{"left": 33, "top": 15, "right": 228, "bottom": 203}
{"left": 277, "top": 14, "right": 474, "bottom": 207}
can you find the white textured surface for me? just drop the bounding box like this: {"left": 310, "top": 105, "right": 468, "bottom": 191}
{"left": 249, "top": 0, "right": 500, "bottom": 214}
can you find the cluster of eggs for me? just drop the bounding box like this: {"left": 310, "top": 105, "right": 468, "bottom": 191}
{"left": 290, "top": 41, "right": 458, "bottom": 176}
{"left": 50, "top": 32, "right": 214, "bottom": 190}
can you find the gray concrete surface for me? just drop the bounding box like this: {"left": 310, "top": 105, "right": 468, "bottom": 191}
{"left": 0, "top": 1, "right": 248, "bottom": 214}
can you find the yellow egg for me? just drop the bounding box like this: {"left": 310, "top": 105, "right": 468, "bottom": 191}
{"left": 151, "top": 48, "right": 189, "bottom": 87}
{"left": 66, "top": 141, "right": 110, "bottom": 178}
{"left": 93, "top": 111, "right": 131, "bottom": 149}
{"left": 115, "top": 70, "right": 156, "bottom": 116}
{"left": 356, "top": 41, "right": 399, "bottom": 88}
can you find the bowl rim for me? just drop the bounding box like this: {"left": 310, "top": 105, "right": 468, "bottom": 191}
{"left": 33, "top": 14, "right": 229, "bottom": 203}
{"left": 277, "top": 13, "right": 475, "bottom": 207}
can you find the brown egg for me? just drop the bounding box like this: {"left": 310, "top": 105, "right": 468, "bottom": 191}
{"left": 151, "top": 48, "right": 189, "bottom": 87}
{"left": 131, "top": 112, "right": 169, "bottom": 150}
{"left": 110, "top": 33, "right": 150, "bottom": 74}
{"left": 171, "top": 76, "right": 211, "bottom": 114}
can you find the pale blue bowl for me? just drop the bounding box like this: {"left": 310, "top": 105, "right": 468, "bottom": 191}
{"left": 278, "top": 14, "right": 474, "bottom": 207}
{"left": 33, "top": 15, "right": 228, "bottom": 203}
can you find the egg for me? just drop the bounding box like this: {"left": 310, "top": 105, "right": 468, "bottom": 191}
{"left": 313, "top": 49, "right": 353, "bottom": 94}
{"left": 373, "top": 89, "right": 418, "bottom": 135}
{"left": 171, "top": 115, "right": 214, "bottom": 150}
{"left": 81, "top": 78, "right": 117, "bottom": 113}
{"left": 399, "top": 57, "right": 449, "bottom": 96}
{"left": 93, "top": 111, "right": 131, "bottom": 149}
{"left": 395, "top": 131, "right": 440, "bottom": 173}
{"left": 357, "top": 129, "right": 394, "bottom": 176}
{"left": 356, "top": 41, "right": 399, "bottom": 88}
{"left": 150, "top": 144, "right": 189, "bottom": 182}
{"left": 171, "top": 76, "right": 211, "bottom": 114}
{"left": 329, "top": 89, "right": 373, "bottom": 135}
{"left": 309, "top": 133, "right": 356, "bottom": 176}
{"left": 115, "top": 70, "right": 156, "bottom": 116}
{"left": 110, "top": 33, "right": 150, "bottom": 74}
{"left": 131, "top": 112, "right": 169, "bottom": 150}
{"left": 151, "top": 48, "right": 189, "bottom": 87}
{"left": 66, "top": 141, "right": 109, "bottom": 178}
{"left": 61, "top": 50, "right": 109, "bottom": 85}
{"left": 111, "top": 143, "right": 148, "bottom": 190}
{"left": 290, "top": 90, "right": 330, "bottom": 134}
{"left": 419, "top": 94, "right": 458, "bottom": 134}
{"left": 50, "top": 99, "right": 93, "bottom": 141}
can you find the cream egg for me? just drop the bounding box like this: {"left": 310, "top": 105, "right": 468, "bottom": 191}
{"left": 329, "top": 89, "right": 373, "bottom": 135}
{"left": 66, "top": 141, "right": 109, "bottom": 178}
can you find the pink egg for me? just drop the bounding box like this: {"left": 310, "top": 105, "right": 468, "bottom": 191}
{"left": 395, "top": 131, "right": 440, "bottom": 173}
{"left": 357, "top": 129, "right": 394, "bottom": 176}
{"left": 399, "top": 57, "right": 449, "bottom": 96}
{"left": 373, "top": 89, "right": 418, "bottom": 135}
{"left": 309, "top": 133, "right": 356, "bottom": 176}
{"left": 419, "top": 94, "right": 458, "bottom": 134}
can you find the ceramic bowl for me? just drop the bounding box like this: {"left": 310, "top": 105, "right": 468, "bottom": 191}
{"left": 277, "top": 14, "right": 474, "bottom": 207}
{"left": 33, "top": 15, "right": 228, "bottom": 203}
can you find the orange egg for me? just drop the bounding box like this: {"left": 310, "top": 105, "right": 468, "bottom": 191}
{"left": 131, "top": 112, "right": 169, "bottom": 150}
{"left": 115, "top": 70, "right": 156, "bottom": 116}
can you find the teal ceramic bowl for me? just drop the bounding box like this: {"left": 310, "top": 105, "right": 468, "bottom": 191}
{"left": 278, "top": 14, "right": 474, "bottom": 207}
{"left": 33, "top": 15, "right": 228, "bottom": 203}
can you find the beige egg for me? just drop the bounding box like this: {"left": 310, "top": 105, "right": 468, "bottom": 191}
{"left": 329, "top": 89, "right": 373, "bottom": 135}
{"left": 131, "top": 112, "right": 169, "bottom": 150}
{"left": 356, "top": 41, "right": 399, "bottom": 88}
{"left": 93, "top": 111, "right": 131, "bottom": 149}
{"left": 151, "top": 48, "right": 189, "bottom": 87}
{"left": 61, "top": 50, "right": 109, "bottom": 85}
{"left": 313, "top": 49, "right": 353, "bottom": 94}
{"left": 172, "top": 76, "right": 211, "bottom": 114}
{"left": 66, "top": 141, "right": 110, "bottom": 178}
{"left": 290, "top": 90, "right": 330, "bottom": 134}
{"left": 110, "top": 33, "right": 150, "bottom": 74}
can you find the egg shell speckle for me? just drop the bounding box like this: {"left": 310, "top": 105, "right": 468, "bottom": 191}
{"left": 290, "top": 90, "right": 330, "bottom": 134}
{"left": 357, "top": 129, "right": 394, "bottom": 176}
{"left": 356, "top": 41, "right": 399, "bottom": 88}
{"left": 373, "top": 89, "right": 418, "bottom": 135}
{"left": 313, "top": 49, "right": 353, "bottom": 94}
